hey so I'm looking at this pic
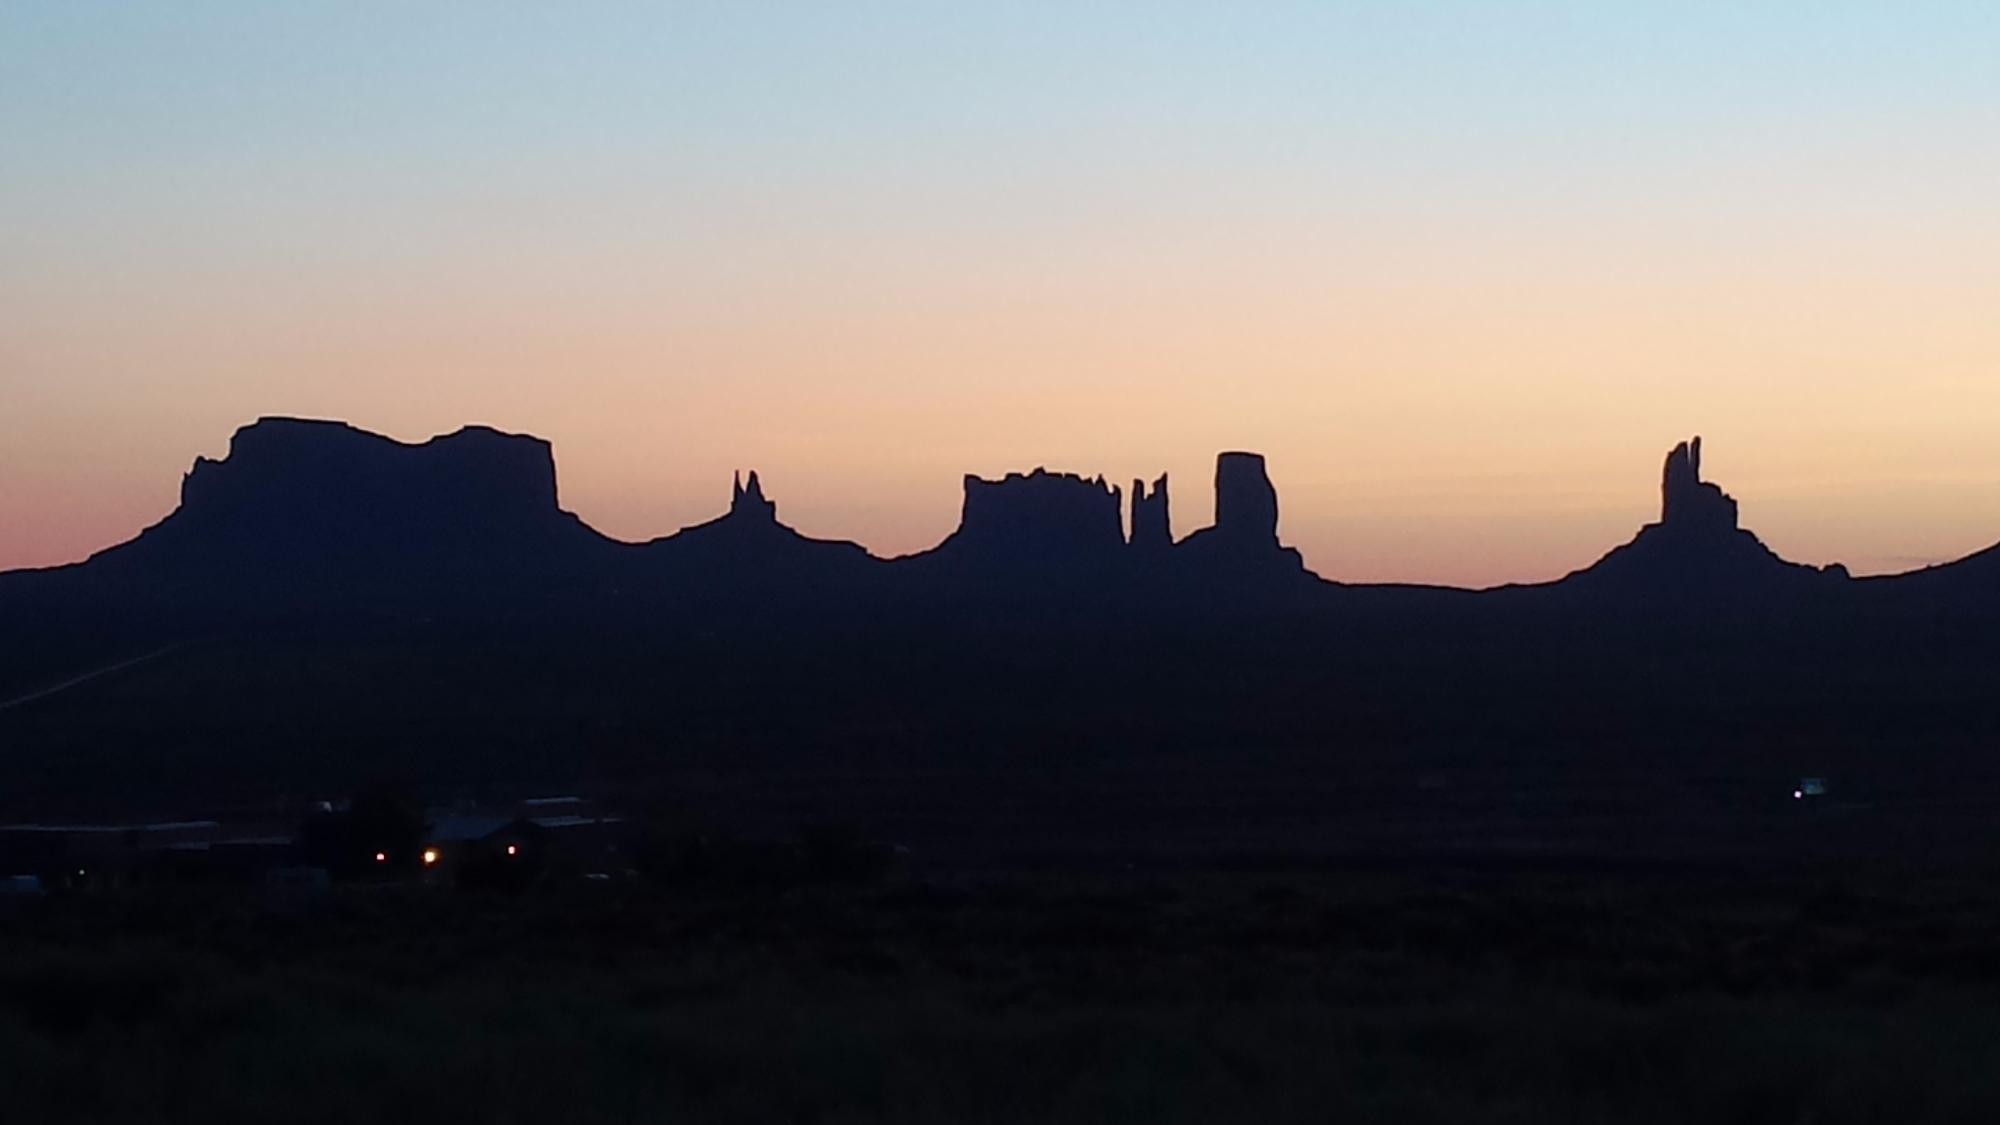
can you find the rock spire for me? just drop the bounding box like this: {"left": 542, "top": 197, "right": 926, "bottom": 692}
{"left": 1130, "top": 473, "right": 1172, "bottom": 550}
{"left": 731, "top": 470, "right": 777, "bottom": 522}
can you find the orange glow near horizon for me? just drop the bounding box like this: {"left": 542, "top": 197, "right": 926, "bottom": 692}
{"left": 5, "top": 6, "right": 1999, "bottom": 588}
{"left": 6, "top": 237, "right": 1998, "bottom": 588}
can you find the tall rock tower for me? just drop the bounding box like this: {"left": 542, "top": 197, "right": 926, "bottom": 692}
{"left": 1212, "top": 451, "right": 1279, "bottom": 547}
{"left": 1658, "top": 437, "right": 1738, "bottom": 534}
{"left": 1169, "top": 451, "right": 1309, "bottom": 591}
{"left": 1130, "top": 473, "right": 1172, "bottom": 550}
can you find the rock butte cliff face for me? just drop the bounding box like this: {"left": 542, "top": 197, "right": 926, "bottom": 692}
{"left": 94, "top": 417, "right": 598, "bottom": 591}
{"left": 1130, "top": 474, "right": 1172, "bottom": 551}
{"left": 1212, "top": 451, "right": 1279, "bottom": 546}
{"left": 932, "top": 469, "right": 1125, "bottom": 568}
{"left": 1173, "top": 452, "right": 1308, "bottom": 583}
{"left": 174, "top": 417, "right": 562, "bottom": 540}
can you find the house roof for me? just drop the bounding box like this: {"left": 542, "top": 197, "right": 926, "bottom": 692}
{"left": 428, "top": 816, "right": 513, "bottom": 842}
{"left": 524, "top": 815, "right": 621, "bottom": 829}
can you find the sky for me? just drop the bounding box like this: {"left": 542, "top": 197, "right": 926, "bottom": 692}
{"left": 3, "top": 2, "right": 1998, "bottom": 586}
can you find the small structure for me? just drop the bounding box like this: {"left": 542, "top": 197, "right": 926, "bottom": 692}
{"left": 1793, "top": 777, "right": 1829, "bottom": 800}
{"left": 419, "top": 799, "right": 626, "bottom": 889}
{"left": 421, "top": 816, "right": 549, "bottom": 890}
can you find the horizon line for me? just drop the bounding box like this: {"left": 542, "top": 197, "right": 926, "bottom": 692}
{"left": 3, "top": 413, "right": 1988, "bottom": 592}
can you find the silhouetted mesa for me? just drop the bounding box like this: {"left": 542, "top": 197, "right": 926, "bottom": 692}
{"left": 180, "top": 417, "right": 563, "bottom": 537}
{"left": 924, "top": 469, "right": 1125, "bottom": 573}
{"left": 1130, "top": 474, "right": 1172, "bottom": 551}
{"left": 79, "top": 417, "right": 610, "bottom": 607}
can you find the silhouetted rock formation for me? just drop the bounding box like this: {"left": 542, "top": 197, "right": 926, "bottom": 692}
{"left": 1130, "top": 474, "right": 1172, "bottom": 552}
{"left": 918, "top": 469, "right": 1124, "bottom": 573}
{"left": 1213, "top": 452, "right": 1280, "bottom": 547}
{"left": 1563, "top": 435, "right": 1845, "bottom": 597}
{"left": 731, "top": 471, "right": 777, "bottom": 522}
{"left": 1660, "top": 437, "right": 1738, "bottom": 534}
{"left": 635, "top": 470, "right": 877, "bottom": 601}
{"left": 1173, "top": 452, "right": 1312, "bottom": 594}
{"left": 170, "top": 418, "right": 567, "bottom": 538}
{"left": 51, "top": 416, "right": 2000, "bottom": 637}
{"left": 80, "top": 418, "right": 612, "bottom": 612}
{"left": 29, "top": 417, "right": 2000, "bottom": 842}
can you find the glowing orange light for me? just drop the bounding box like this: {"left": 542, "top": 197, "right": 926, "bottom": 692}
{"left": 422, "top": 848, "right": 439, "bottom": 866}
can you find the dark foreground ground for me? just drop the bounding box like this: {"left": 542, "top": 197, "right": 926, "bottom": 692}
{"left": 5, "top": 610, "right": 2000, "bottom": 1121}
{"left": 6, "top": 859, "right": 2000, "bottom": 1124}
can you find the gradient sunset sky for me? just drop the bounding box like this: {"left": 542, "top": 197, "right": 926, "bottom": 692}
{"left": 4, "top": 3, "right": 1997, "bottom": 586}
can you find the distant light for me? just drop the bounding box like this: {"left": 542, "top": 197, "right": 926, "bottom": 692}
{"left": 422, "top": 848, "right": 439, "bottom": 866}
{"left": 505, "top": 844, "right": 519, "bottom": 857}
{"left": 374, "top": 851, "right": 388, "bottom": 863}
{"left": 76, "top": 868, "right": 86, "bottom": 877}
{"left": 1793, "top": 791, "right": 1803, "bottom": 800}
